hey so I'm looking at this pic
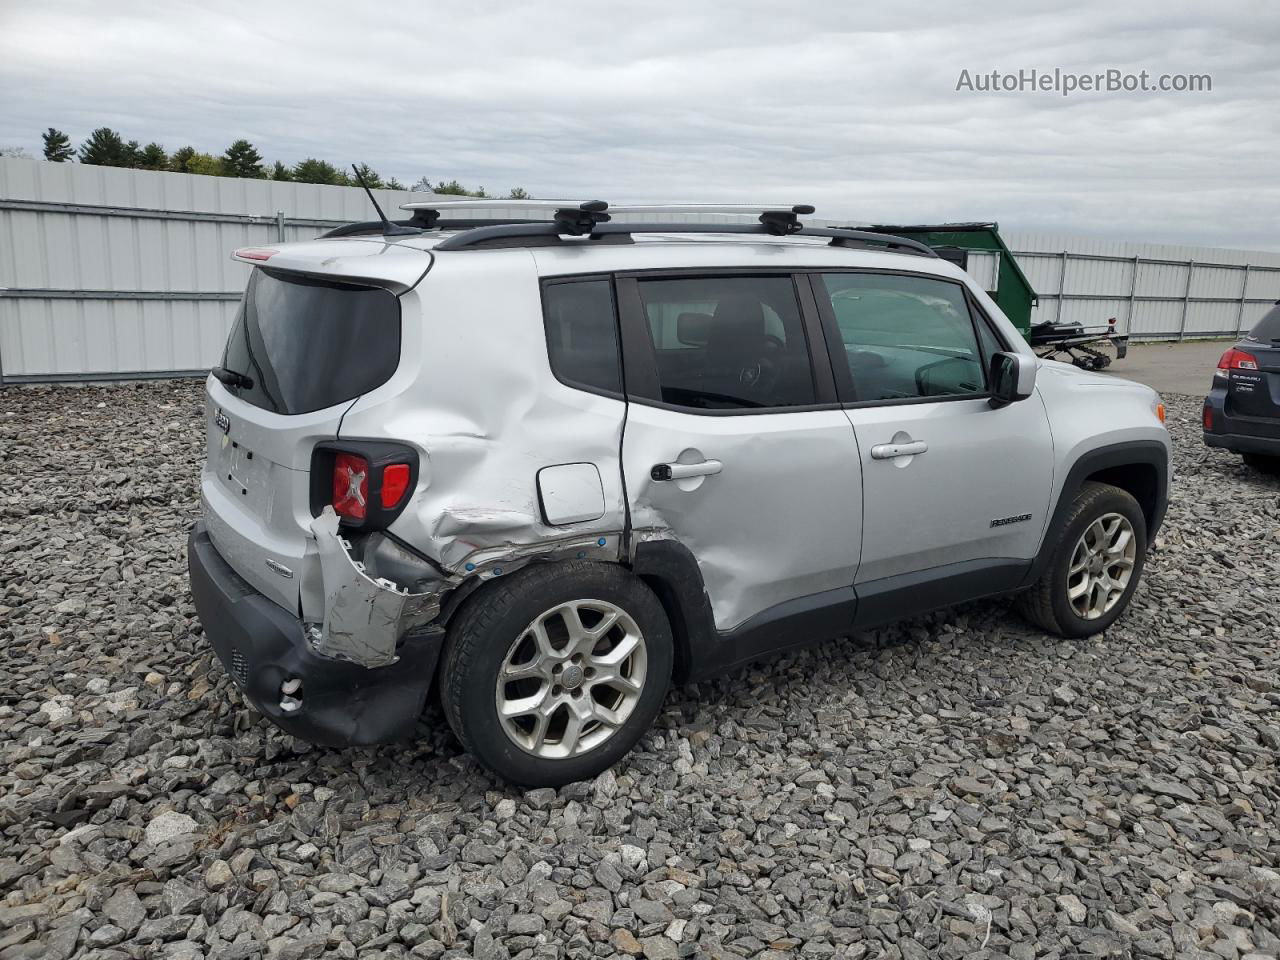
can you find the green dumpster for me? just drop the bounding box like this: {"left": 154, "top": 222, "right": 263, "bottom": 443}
{"left": 866, "top": 222, "right": 1038, "bottom": 338}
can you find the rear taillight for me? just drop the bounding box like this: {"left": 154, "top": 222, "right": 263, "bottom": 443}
{"left": 312, "top": 441, "right": 418, "bottom": 530}
{"left": 1203, "top": 405, "right": 1213, "bottom": 431}
{"left": 1218, "top": 347, "right": 1259, "bottom": 371}
{"left": 381, "top": 463, "right": 411, "bottom": 509}
{"left": 332, "top": 453, "right": 370, "bottom": 520}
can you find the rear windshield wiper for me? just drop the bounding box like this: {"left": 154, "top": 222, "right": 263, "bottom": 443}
{"left": 211, "top": 365, "right": 254, "bottom": 390}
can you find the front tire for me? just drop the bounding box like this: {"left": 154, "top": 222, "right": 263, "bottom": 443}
{"left": 439, "top": 561, "right": 673, "bottom": 787}
{"left": 1016, "top": 481, "right": 1148, "bottom": 638}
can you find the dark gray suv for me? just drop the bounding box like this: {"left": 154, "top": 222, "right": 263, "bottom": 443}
{"left": 1203, "top": 302, "right": 1280, "bottom": 472}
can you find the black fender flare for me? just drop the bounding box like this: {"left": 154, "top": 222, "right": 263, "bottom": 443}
{"left": 1022, "top": 439, "right": 1169, "bottom": 587}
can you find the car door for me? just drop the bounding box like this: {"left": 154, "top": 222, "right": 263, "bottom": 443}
{"left": 616, "top": 272, "right": 863, "bottom": 633}
{"left": 809, "top": 270, "right": 1054, "bottom": 603}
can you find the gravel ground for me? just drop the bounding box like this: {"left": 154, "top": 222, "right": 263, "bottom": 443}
{"left": 0, "top": 382, "right": 1277, "bottom": 960}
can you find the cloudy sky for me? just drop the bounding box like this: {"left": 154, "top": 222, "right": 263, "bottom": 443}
{"left": 2, "top": 1, "right": 1278, "bottom": 249}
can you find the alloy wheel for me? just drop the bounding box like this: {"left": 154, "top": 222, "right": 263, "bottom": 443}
{"left": 1067, "top": 512, "right": 1137, "bottom": 620}
{"left": 495, "top": 599, "right": 648, "bottom": 759}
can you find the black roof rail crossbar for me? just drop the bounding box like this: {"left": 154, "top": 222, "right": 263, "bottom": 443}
{"left": 321, "top": 217, "right": 552, "bottom": 239}
{"left": 554, "top": 200, "right": 610, "bottom": 236}
{"left": 434, "top": 220, "right": 938, "bottom": 256}
{"left": 324, "top": 200, "right": 614, "bottom": 240}
{"left": 821, "top": 228, "right": 938, "bottom": 257}
{"left": 758, "top": 204, "right": 816, "bottom": 236}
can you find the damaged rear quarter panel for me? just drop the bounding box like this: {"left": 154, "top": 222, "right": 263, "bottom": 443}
{"left": 334, "top": 251, "right": 630, "bottom": 580}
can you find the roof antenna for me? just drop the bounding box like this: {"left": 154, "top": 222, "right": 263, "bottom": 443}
{"left": 351, "top": 164, "right": 418, "bottom": 236}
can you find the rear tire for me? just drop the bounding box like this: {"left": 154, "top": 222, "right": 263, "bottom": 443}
{"left": 439, "top": 561, "right": 673, "bottom": 787}
{"left": 1242, "top": 453, "right": 1280, "bottom": 474}
{"left": 1016, "top": 481, "right": 1148, "bottom": 638}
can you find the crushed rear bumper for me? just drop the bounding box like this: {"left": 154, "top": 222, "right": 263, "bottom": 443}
{"left": 188, "top": 523, "right": 443, "bottom": 746}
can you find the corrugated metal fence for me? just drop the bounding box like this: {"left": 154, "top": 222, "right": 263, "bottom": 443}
{"left": 0, "top": 158, "right": 440, "bottom": 382}
{"left": 1002, "top": 231, "right": 1280, "bottom": 339}
{"left": 3, "top": 157, "right": 1280, "bottom": 382}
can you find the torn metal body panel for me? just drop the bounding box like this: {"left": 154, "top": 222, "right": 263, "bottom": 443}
{"left": 337, "top": 251, "right": 630, "bottom": 578}
{"left": 308, "top": 508, "right": 441, "bottom": 668}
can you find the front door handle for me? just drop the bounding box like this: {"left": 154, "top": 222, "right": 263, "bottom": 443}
{"left": 651, "top": 459, "right": 723, "bottom": 481}
{"left": 871, "top": 440, "right": 928, "bottom": 460}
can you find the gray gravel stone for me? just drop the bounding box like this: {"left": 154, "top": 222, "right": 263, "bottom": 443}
{"left": 145, "top": 810, "right": 198, "bottom": 846}
{"left": 103, "top": 887, "right": 145, "bottom": 935}
{"left": 2, "top": 383, "right": 1278, "bottom": 960}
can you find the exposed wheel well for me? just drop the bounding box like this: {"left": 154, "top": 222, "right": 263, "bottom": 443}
{"left": 1083, "top": 462, "right": 1160, "bottom": 533}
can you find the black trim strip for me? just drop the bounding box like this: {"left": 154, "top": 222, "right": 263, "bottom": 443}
{"left": 853, "top": 559, "right": 1029, "bottom": 631}
{"left": 1023, "top": 440, "right": 1170, "bottom": 586}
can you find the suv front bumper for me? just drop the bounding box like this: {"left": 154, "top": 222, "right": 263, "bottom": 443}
{"left": 188, "top": 523, "right": 443, "bottom": 746}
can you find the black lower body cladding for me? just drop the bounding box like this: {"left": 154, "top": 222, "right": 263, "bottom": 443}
{"left": 187, "top": 524, "right": 442, "bottom": 746}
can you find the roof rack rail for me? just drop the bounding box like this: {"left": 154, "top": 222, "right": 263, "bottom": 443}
{"left": 321, "top": 215, "right": 553, "bottom": 239}
{"left": 320, "top": 200, "right": 937, "bottom": 258}
{"left": 433, "top": 214, "right": 937, "bottom": 257}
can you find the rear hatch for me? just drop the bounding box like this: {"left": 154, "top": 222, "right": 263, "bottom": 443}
{"left": 1226, "top": 304, "right": 1280, "bottom": 421}
{"left": 202, "top": 239, "right": 431, "bottom": 615}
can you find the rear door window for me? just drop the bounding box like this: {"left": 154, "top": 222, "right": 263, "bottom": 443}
{"left": 220, "top": 268, "right": 401, "bottom": 415}
{"left": 635, "top": 275, "right": 816, "bottom": 409}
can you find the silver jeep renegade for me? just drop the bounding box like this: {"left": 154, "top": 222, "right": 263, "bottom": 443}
{"left": 188, "top": 201, "right": 1171, "bottom": 786}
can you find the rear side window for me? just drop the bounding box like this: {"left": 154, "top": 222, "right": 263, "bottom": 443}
{"left": 1245, "top": 304, "right": 1280, "bottom": 343}
{"left": 221, "top": 268, "right": 400, "bottom": 415}
{"left": 819, "top": 273, "right": 987, "bottom": 402}
{"left": 636, "top": 275, "right": 816, "bottom": 409}
{"left": 542, "top": 279, "right": 623, "bottom": 395}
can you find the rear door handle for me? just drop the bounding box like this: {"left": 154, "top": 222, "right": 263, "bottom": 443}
{"left": 651, "top": 459, "right": 723, "bottom": 481}
{"left": 871, "top": 440, "right": 928, "bottom": 460}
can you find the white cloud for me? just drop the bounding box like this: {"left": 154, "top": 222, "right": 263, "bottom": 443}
{"left": 1, "top": 0, "right": 1277, "bottom": 247}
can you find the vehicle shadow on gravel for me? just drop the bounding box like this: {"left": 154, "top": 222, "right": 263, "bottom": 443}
{"left": 248, "top": 594, "right": 1068, "bottom": 799}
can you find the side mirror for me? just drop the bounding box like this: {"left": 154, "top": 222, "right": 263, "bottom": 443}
{"left": 989, "top": 351, "right": 1037, "bottom": 407}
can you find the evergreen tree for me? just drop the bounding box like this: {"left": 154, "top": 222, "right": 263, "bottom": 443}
{"left": 138, "top": 143, "right": 168, "bottom": 170}
{"left": 432, "top": 179, "right": 471, "bottom": 195}
{"left": 384, "top": 176, "right": 405, "bottom": 190}
{"left": 42, "top": 128, "right": 74, "bottom": 162}
{"left": 124, "top": 140, "right": 144, "bottom": 167}
{"left": 350, "top": 162, "right": 384, "bottom": 188}
{"left": 78, "top": 127, "right": 132, "bottom": 166}
{"left": 222, "top": 139, "right": 264, "bottom": 178}
{"left": 269, "top": 160, "right": 292, "bottom": 181}
{"left": 508, "top": 187, "right": 531, "bottom": 199}
{"left": 292, "top": 158, "right": 347, "bottom": 185}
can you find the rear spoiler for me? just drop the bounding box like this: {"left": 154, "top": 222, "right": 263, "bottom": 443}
{"left": 231, "top": 244, "right": 433, "bottom": 296}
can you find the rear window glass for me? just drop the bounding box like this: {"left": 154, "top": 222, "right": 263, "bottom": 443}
{"left": 220, "top": 269, "right": 401, "bottom": 414}
{"left": 542, "top": 279, "right": 623, "bottom": 395}
{"left": 1245, "top": 304, "right": 1280, "bottom": 343}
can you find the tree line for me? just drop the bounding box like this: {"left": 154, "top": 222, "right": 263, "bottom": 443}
{"left": 29, "top": 127, "right": 529, "bottom": 197}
